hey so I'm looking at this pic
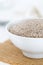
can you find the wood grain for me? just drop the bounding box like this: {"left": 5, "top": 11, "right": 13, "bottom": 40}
{"left": 0, "top": 40, "right": 43, "bottom": 65}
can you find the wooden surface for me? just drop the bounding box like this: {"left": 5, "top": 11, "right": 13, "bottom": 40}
{"left": 0, "top": 40, "right": 43, "bottom": 65}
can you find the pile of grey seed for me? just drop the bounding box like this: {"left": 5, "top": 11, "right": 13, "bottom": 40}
{"left": 9, "top": 19, "right": 43, "bottom": 38}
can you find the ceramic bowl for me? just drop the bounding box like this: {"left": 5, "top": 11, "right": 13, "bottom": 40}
{"left": 6, "top": 19, "right": 43, "bottom": 58}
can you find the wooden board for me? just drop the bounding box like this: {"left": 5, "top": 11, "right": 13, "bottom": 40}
{"left": 0, "top": 40, "right": 43, "bottom": 65}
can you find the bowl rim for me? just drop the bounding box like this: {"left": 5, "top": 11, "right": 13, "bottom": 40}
{"left": 6, "top": 19, "right": 43, "bottom": 39}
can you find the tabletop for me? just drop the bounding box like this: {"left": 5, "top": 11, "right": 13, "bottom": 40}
{"left": 0, "top": 40, "right": 43, "bottom": 65}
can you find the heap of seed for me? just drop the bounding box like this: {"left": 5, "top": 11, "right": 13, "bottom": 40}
{"left": 9, "top": 19, "right": 43, "bottom": 38}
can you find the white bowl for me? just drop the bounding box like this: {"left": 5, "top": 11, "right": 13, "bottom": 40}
{"left": 6, "top": 19, "right": 43, "bottom": 58}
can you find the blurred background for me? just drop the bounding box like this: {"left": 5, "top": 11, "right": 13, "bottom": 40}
{"left": 0, "top": 0, "right": 43, "bottom": 42}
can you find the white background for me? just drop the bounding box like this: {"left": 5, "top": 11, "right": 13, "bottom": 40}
{"left": 0, "top": 0, "right": 43, "bottom": 21}
{"left": 0, "top": 0, "right": 43, "bottom": 43}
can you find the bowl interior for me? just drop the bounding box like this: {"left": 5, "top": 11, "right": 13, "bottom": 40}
{"left": 7, "top": 19, "right": 43, "bottom": 38}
